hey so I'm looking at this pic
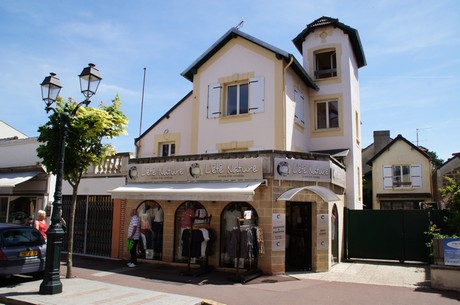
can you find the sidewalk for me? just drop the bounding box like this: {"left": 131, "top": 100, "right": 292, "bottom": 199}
{"left": 289, "top": 260, "right": 430, "bottom": 288}
{"left": 0, "top": 259, "right": 432, "bottom": 305}
{"left": 0, "top": 278, "right": 219, "bottom": 305}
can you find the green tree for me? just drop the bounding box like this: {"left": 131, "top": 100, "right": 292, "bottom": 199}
{"left": 37, "top": 95, "right": 128, "bottom": 278}
{"left": 425, "top": 150, "right": 444, "bottom": 170}
{"left": 439, "top": 174, "right": 460, "bottom": 236}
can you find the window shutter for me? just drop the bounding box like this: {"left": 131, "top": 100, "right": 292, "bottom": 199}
{"left": 294, "top": 89, "right": 305, "bottom": 125}
{"left": 248, "top": 76, "right": 264, "bottom": 113}
{"left": 411, "top": 164, "right": 422, "bottom": 188}
{"left": 207, "top": 83, "right": 221, "bottom": 119}
{"left": 383, "top": 165, "right": 393, "bottom": 189}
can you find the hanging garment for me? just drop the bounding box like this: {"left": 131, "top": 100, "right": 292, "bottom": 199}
{"left": 256, "top": 226, "right": 265, "bottom": 256}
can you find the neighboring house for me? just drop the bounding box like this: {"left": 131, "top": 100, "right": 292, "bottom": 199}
{"left": 367, "top": 134, "right": 433, "bottom": 210}
{"left": 0, "top": 120, "right": 28, "bottom": 139}
{"left": 113, "top": 16, "right": 366, "bottom": 274}
{"left": 435, "top": 152, "right": 460, "bottom": 206}
{"left": 361, "top": 130, "right": 392, "bottom": 208}
{"left": 0, "top": 134, "right": 55, "bottom": 225}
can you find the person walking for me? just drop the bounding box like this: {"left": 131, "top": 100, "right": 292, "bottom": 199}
{"left": 127, "top": 208, "right": 140, "bottom": 267}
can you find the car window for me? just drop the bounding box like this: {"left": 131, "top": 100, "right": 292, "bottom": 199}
{"left": 1, "top": 229, "right": 44, "bottom": 247}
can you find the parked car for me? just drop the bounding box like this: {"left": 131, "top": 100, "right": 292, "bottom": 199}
{"left": 0, "top": 223, "right": 46, "bottom": 278}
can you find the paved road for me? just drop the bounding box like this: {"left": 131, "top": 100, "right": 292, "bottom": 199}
{"left": 3, "top": 256, "right": 459, "bottom": 305}
{"left": 62, "top": 255, "right": 459, "bottom": 305}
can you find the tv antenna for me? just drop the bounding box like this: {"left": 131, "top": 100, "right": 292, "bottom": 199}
{"left": 416, "top": 127, "right": 431, "bottom": 146}
{"left": 236, "top": 18, "right": 244, "bottom": 30}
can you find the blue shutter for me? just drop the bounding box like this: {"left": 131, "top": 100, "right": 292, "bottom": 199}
{"left": 294, "top": 89, "right": 305, "bottom": 125}
{"left": 207, "top": 83, "right": 221, "bottom": 119}
{"left": 248, "top": 77, "right": 264, "bottom": 113}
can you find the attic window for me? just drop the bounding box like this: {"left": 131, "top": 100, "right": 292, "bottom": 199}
{"left": 315, "top": 50, "right": 337, "bottom": 79}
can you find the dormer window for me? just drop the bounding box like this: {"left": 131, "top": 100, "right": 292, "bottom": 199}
{"left": 315, "top": 50, "right": 337, "bottom": 79}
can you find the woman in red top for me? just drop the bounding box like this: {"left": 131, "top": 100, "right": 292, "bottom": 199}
{"left": 34, "top": 210, "right": 48, "bottom": 241}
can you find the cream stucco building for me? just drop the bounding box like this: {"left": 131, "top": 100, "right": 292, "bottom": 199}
{"left": 367, "top": 134, "right": 434, "bottom": 210}
{"left": 111, "top": 16, "right": 366, "bottom": 275}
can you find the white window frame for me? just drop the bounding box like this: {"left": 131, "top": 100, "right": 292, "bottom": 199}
{"left": 160, "top": 143, "right": 175, "bottom": 157}
{"left": 383, "top": 164, "right": 422, "bottom": 189}
{"left": 207, "top": 77, "right": 264, "bottom": 119}
{"left": 315, "top": 100, "right": 339, "bottom": 130}
{"left": 226, "top": 82, "right": 249, "bottom": 116}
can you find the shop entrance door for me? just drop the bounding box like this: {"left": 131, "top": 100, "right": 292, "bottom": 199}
{"left": 286, "top": 202, "right": 312, "bottom": 271}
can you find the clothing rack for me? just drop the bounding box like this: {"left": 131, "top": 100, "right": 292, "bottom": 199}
{"left": 183, "top": 215, "right": 213, "bottom": 276}
{"left": 232, "top": 218, "right": 262, "bottom": 283}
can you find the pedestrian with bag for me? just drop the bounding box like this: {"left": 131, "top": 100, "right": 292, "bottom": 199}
{"left": 127, "top": 208, "right": 140, "bottom": 267}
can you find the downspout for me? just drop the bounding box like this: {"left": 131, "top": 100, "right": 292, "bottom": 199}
{"left": 282, "top": 55, "right": 294, "bottom": 150}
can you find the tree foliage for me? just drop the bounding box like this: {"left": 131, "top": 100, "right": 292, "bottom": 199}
{"left": 37, "top": 95, "right": 128, "bottom": 278}
{"left": 426, "top": 150, "right": 444, "bottom": 170}
{"left": 439, "top": 174, "right": 460, "bottom": 236}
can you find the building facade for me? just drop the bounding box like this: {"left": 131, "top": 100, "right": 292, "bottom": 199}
{"left": 0, "top": 135, "right": 54, "bottom": 226}
{"left": 111, "top": 16, "right": 366, "bottom": 274}
{"left": 367, "top": 134, "right": 434, "bottom": 210}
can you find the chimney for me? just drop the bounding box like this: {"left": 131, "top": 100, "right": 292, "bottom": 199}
{"left": 373, "top": 130, "right": 391, "bottom": 154}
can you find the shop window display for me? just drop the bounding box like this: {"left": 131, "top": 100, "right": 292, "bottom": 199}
{"left": 220, "top": 202, "right": 264, "bottom": 271}
{"left": 136, "top": 201, "right": 163, "bottom": 260}
{"left": 174, "top": 201, "right": 213, "bottom": 264}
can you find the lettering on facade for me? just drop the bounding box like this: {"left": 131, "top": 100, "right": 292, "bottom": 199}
{"left": 272, "top": 213, "right": 286, "bottom": 251}
{"left": 128, "top": 158, "right": 263, "bottom": 183}
{"left": 274, "top": 158, "right": 331, "bottom": 182}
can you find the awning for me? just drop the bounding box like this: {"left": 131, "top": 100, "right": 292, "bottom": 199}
{"left": 277, "top": 185, "right": 340, "bottom": 202}
{"left": 0, "top": 171, "right": 40, "bottom": 188}
{"left": 109, "top": 181, "right": 262, "bottom": 202}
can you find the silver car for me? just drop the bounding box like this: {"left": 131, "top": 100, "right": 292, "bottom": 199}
{"left": 0, "top": 223, "right": 46, "bottom": 278}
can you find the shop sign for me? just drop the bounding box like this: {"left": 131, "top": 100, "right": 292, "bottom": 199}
{"left": 272, "top": 213, "right": 285, "bottom": 251}
{"left": 274, "top": 158, "right": 330, "bottom": 182}
{"left": 444, "top": 238, "right": 460, "bottom": 266}
{"left": 128, "top": 158, "right": 263, "bottom": 183}
{"left": 331, "top": 162, "right": 346, "bottom": 188}
{"left": 316, "top": 214, "right": 329, "bottom": 250}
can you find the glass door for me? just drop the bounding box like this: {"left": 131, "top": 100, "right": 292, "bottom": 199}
{"left": 286, "top": 202, "right": 312, "bottom": 271}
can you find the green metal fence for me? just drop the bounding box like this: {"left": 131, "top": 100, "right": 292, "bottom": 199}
{"left": 344, "top": 208, "right": 448, "bottom": 262}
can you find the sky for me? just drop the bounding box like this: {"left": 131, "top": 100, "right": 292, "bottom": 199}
{"left": 0, "top": 0, "right": 459, "bottom": 162}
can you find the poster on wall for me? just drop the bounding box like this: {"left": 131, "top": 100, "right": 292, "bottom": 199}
{"left": 272, "top": 213, "right": 285, "bottom": 251}
{"left": 444, "top": 238, "right": 460, "bottom": 266}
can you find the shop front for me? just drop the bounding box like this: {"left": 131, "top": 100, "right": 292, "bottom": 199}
{"left": 110, "top": 151, "right": 345, "bottom": 275}
{"left": 0, "top": 167, "right": 52, "bottom": 225}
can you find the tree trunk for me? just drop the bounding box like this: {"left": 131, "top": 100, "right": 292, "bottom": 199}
{"left": 66, "top": 186, "right": 78, "bottom": 278}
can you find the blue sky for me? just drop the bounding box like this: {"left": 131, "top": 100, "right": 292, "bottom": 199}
{"left": 1, "top": 0, "right": 459, "bottom": 161}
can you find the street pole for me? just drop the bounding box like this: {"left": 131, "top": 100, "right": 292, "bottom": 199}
{"left": 38, "top": 64, "right": 102, "bottom": 295}
{"left": 39, "top": 115, "right": 67, "bottom": 294}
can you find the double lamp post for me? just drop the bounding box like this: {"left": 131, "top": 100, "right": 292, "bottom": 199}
{"left": 38, "top": 63, "right": 102, "bottom": 295}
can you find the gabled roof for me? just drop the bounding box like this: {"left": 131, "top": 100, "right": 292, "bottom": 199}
{"left": 438, "top": 152, "right": 460, "bottom": 170}
{"left": 181, "top": 27, "right": 318, "bottom": 90}
{"left": 292, "top": 16, "right": 367, "bottom": 68}
{"left": 367, "top": 134, "right": 431, "bottom": 165}
{"left": 135, "top": 91, "right": 193, "bottom": 143}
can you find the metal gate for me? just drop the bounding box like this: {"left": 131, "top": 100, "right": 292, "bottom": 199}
{"left": 62, "top": 195, "right": 113, "bottom": 257}
{"left": 344, "top": 208, "right": 448, "bottom": 262}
